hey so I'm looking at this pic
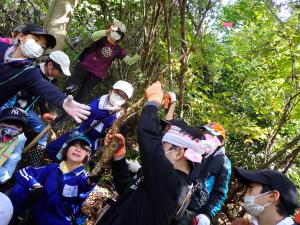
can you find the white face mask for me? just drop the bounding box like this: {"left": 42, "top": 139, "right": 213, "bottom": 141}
{"left": 110, "top": 32, "right": 121, "bottom": 41}
{"left": 109, "top": 92, "right": 126, "bottom": 107}
{"left": 243, "top": 191, "right": 272, "bottom": 217}
{"left": 20, "top": 38, "right": 44, "bottom": 58}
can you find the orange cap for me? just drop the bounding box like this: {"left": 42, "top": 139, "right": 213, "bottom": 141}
{"left": 208, "top": 122, "right": 226, "bottom": 139}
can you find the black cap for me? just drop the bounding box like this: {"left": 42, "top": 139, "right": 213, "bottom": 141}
{"left": 21, "top": 24, "right": 56, "bottom": 48}
{"left": 235, "top": 167, "right": 299, "bottom": 215}
{"left": 0, "top": 107, "right": 27, "bottom": 128}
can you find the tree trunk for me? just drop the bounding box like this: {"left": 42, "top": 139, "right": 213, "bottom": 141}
{"left": 178, "top": 0, "right": 187, "bottom": 118}
{"left": 44, "top": 0, "right": 79, "bottom": 50}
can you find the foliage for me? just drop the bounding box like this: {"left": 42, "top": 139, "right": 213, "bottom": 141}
{"left": 0, "top": 0, "right": 299, "bottom": 223}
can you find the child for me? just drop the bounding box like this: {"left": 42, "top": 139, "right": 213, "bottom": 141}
{"left": 46, "top": 80, "right": 134, "bottom": 162}
{"left": 0, "top": 107, "right": 27, "bottom": 184}
{"left": 9, "top": 133, "right": 100, "bottom": 225}
{"left": 64, "top": 20, "right": 143, "bottom": 103}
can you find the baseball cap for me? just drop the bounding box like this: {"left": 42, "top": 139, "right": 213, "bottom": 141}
{"left": 113, "top": 80, "right": 134, "bottom": 99}
{"left": 235, "top": 167, "right": 299, "bottom": 215}
{"left": 49, "top": 51, "right": 71, "bottom": 76}
{"left": 113, "top": 20, "right": 126, "bottom": 33}
{"left": 0, "top": 107, "right": 27, "bottom": 128}
{"left": 21, "top": 24, "right": 56, "bottom": 48}
{"left": 66, "top": 134, "right": 92, "bottom": 150}
{"left": 13, "top": 24, "right": 26, "bottom": 33}
{"left": 200, "top": 122, "right": 226, "bottom": 139}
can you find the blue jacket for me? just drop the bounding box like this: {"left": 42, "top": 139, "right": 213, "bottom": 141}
{"left": 9, "top": 163, "right": 94, "bottom": 225}
{"left": 46, "top": 96, "right": 118, "bottom": 161}
{"left": 0, "top": 42, "right": 66, "bottom": 107}
{"left": 187, "top": 147, "right": 232, "bottom": 219}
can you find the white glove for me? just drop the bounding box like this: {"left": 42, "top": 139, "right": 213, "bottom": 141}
{"left": 196, "top": 214, "right": 210, "bottom": 225}
{"left": 126, "top": 159, "right": 141, "bottom": 173}
{"left": 62, "top": 95, "right": 91, "bottom": 123}
{"left": 167, "top": 92, "right": 176, "bottom": 103}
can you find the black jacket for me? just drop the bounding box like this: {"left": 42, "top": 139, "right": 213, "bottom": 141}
{"left": 0, "top": 42, "right": 66, "bottom": 108}
{"left": 97, "top": 104, "right": 188, "bottom": 225}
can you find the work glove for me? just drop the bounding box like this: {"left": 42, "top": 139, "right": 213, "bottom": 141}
{"left": 167, "top": 92, "right": 176, "bottom": 103}
{"left": 62, "top": 95, "right": 91, "bottom": 123}
{"left": 146, "top": 81, "right": 164, "bottom": 105}
{"left": 194, "top": 214, "right": 210, "bottom": 225}
{"left": 25, "top": 185, "right": 45, "bottom": 207}
{"left": 42, "top": 112, "right": 56, "bottom": 123}
{"left": 126, "top": 159, "right": 141, "bottom": 173}
{"left": 104, "top": 130, "right": 126, "bottom": 158}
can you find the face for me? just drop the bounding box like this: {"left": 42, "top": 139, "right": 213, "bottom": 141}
{"left": 66, "top": 142, "right": 89, "bottom": 163}
{"left": 45, "top": 62, "right": 62, "bottom": 79}
{"left": 162, "top": 142, "right": 184, "bottom": 163}
{"left": 246, "top": 183, "right": 271, "bottom": 205}
{"left": 0, "top": 122, "right": 23, "bottom": 132}
{"left": 19, "top": 33, "right": 47, "bottom": 50}
{"left": 113, "top": 89, "right": 129, "bottom": 101}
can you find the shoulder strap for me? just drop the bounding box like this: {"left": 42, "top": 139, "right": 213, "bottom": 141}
{"left": 0, "top": 64, "right": 35, "bottom": 86}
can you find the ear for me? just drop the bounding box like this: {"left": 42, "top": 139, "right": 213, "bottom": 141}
{"left": 174, "top": 147, "right": 185, "bottom": 160}
{"left": 47, "top": 61, "right": 53, "bottom": 69}
{"left": 18, "top": 33, "right": 25, "bottom": 43}
{"left": 269, "top": 190, "right": 280, "bottom": 202}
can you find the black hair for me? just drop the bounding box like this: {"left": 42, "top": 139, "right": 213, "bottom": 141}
{"left": 261, "top": 184, "right": 290, "bottom": 217}
{"left": 62, "top": 140, "right": 91, "bottom": 164}
{"left": 180, "top": 126, "right": 205, "bottom": 140}
{"left": 2, "top": 119, "right": 25, "bottom": 130}
{"left": 45, "top": 58, "right": 62, "bottom": 72}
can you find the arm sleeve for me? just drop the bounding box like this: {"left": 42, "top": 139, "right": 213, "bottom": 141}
{"left": 16, "top": 165, "right": 49, "bottom": 189}
{"left": 198, "top": 157, "right": 232, "bottom": 218}
{"left": 91, "top": 30, "right": 107, "bottom": 41}
{"left": 122, "top": 54, "right": 141, "bottom": 65}
{"left": 111, "top": 157, "right": 133, "bottom": 195}
{"left": 0, "top": 134, "right": 26, "bottom": 184}
{"left": 137, "top": 104, "right": 178, "bottom": 198}
{"left": 23, "top": 69, "right": 66, "bottom": 109}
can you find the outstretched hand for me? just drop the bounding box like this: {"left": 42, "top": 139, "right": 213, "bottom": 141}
{"left": 104, "top": 130, "right": 126, "bottom": 158}
{"left": 146, "top": 81, "right": 164, "bottom": 105}
{"left": 62, "top": 95, "right": 91, "bottom": 123}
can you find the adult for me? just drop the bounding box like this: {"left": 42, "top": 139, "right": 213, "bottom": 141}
{"left": 46, "top": 80, "right": 134, "bottom": 162}
{"left": 233, "top": 168, "right": 299, "bottom": 225}
{"left": 179, "top": 122, "right": 232, "bottom": 225}
{"left": 0, "top": 107, "right": 27, "bottom": 184}
{"left": 0, "top": 23, "right": 90, "bottom": 123}
{"left": 96, "top": 81, "right": 217, "bottom": 225}
{"left": 64, "top": 20, "right": 143, "bottom": 103}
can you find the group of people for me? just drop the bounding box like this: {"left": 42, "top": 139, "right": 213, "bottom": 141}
{"left": 0, "top": 20, "right": 298, "bottom": 225}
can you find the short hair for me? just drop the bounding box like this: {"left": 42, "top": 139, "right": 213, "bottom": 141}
{"left": 62, "top": 141, "right": 91, "bottom": 164}
{"left": 261, "top": 184, "right": 290, "bottom": 217}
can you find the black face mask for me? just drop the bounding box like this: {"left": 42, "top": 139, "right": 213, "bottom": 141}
{"left": 0, "top": 126, "right": 20, "bottom": 142}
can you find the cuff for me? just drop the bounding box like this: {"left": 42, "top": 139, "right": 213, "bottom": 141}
{"left": 144, "top": 101, "right": 159, "bottom": 108}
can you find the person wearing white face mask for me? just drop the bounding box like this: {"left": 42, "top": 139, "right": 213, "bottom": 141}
{"left": 0, "top": 24, "right": 91, "bottom": 124}
{"left": 64, "top": 20, "right": 145, "bottom": 103}
{"left": 232, "top": 168, "right": 299, "bottom": 225}
{"left": 45, "top": 80, "right": 134, "bottom": 162}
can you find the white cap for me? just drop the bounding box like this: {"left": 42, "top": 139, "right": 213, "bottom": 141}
{"left": 112, "top": 80, "right": 134, "bottom": 99}
{"left": 49, "top": 51, "right": 71, "bottom": 76}
{"left": 113, "top": 20, "right": 126, "bottom": 33}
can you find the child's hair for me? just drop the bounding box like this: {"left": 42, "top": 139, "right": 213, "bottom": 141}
{"left": 62, "top": 140, "right": 91, "bottom": 164}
